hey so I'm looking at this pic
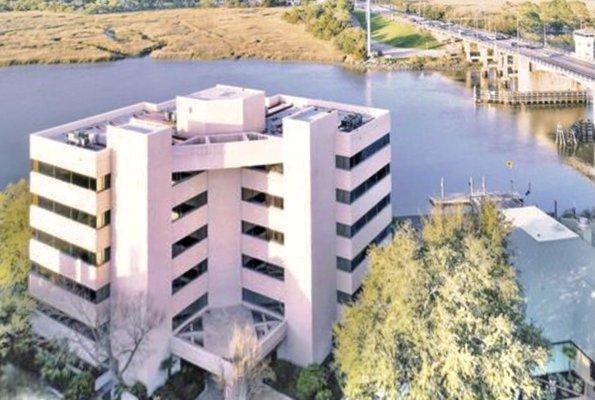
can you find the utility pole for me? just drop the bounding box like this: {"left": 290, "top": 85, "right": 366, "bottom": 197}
{"left": 366, "top": 0, "right": 372, "bottom": 58}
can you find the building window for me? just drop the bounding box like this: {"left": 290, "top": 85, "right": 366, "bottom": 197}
{"left": 172, "top": 259, "right": 208, "bottom": 294}
{"left": 172, "top": 191, "right": 207, "bottom": 221}
{"left": 32, "top": 195, "right": 110, "bottom": 229}
{"left": 241, "top": 221, "right": 284, "bottom": 245}
{"left": 31, "top": 160, "right": 110, "bottom": 192}
{"left": 336, "top": 164, "right": 390, "bottom": 204}
{"left": 33, "top": 229, "right": 110, "bottom": 266}
{"left": 337, "top": 222, "right": 394, "bottom": 272}
{"left": 172, "top": 293, "right": 208, "bottom": 330}
{"left": 242, "top": 288, "right": 284, "bottom": 316}
{"left": 31, "top": 262, "right": 110, "bottom": 303}
{"left": 172, "top": 170, "right": 203, "bottom": 186}
{"left": 337, "top": 286, "right": 363, "bottom": 305}
{"left": 172, "top": 225, "right": 208, "bottom": 258}
{"left": 248, "top": 164, "right": 284, "bottom": 174}
{"left": 335, "top": 134, "right": 390, "bottom": 171}
{"left": 242, "top": 254, "right": 284, "bottom": 281}
{"left": 337, "top": 195, "right": 391, "bottom": 238}
{"left": 241, "top": 188, "right": 284, "bottom": 209}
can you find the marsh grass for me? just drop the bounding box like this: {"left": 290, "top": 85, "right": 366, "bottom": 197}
{"left": 0, "top": 8, "right": 346, "bottom": 66}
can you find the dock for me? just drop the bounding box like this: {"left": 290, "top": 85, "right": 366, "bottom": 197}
{"left": 475, "top": 89, "right": 591, "bottom": 106}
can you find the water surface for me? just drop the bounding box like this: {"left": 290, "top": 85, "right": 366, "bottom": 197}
{"left": 0, "top": 58, "right": 593, "bottom": 215}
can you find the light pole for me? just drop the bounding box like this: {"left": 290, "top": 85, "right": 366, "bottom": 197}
{"left": 366, "top": 0, "right": 372, "bottom": 58}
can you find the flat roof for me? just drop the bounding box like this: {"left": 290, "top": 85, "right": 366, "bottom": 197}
{"left": 504, "top": 206, "right": 578, "bottom": 242}
{"left": 504, "top": 207, "right": 595, "bottom": 363}
{"left": 186, "top": 85, "right": 263, "bottom": 101}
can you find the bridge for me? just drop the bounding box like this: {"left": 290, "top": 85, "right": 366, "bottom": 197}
{"left": 371, "top": 6, "right": 595, "bottom": 99}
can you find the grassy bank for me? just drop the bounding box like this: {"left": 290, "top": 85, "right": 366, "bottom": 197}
{"left": 0, "top": 8, "right": 346, "bottom": 66}
{"left": 353, "top": 10, "right": 440, "bottom": 49}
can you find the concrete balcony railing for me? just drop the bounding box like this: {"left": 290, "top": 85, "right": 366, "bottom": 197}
{"left": 29, "top": 273, "right": 109, "bottom": 326}
{"left": 31, "top": 310, "right": 104, "bottom": 367}
{"left": 171, "top": 274, "right": 208, "bottom": 316}
{"left": 241, "top": 235, "right": 285, "bottom": 268}
{"left": 171, "top": 172, "right": 207, "bottom": 208}
{"left": 29, "top": 238, "right": 110, "bottom": 290}
{"left": 241, "top": 268, "right": 285, "bottom": 304}
{"left": 30, "top": 205, "right": 109, "bottom": 253}
{"left": 172, "top": 133, "right": 283, "bottom": 171}
{"left": 241, "top": 202, "right": 285, "bottom": 234}
{"left": 336, "top": 206, "right": 392, "bottom": 260}
{"left": 172, "top": 240, "right": 208, "bottom": 278}
{"left": 30, "top": 171, "right": 111, "bottom": 216}
{"left": 335, "top": 146, "right": 391, "bottom": 190}
{"left": 172, "top": 207, "right": 208, "bottom": 244}
{"left": 336, "top": 175, "right": 391, "bottom": 226}
{"left": 241, "top": 168, "right": 284, "bottom": 199}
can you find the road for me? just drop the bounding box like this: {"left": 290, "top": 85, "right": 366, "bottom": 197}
{"left": 365, "top": 4, "right": 595, "bottom": 82}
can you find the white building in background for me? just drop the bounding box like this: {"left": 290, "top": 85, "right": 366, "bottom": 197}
{"left": 28, "top": 85, "right": 392, "bottom": 394}
{"left": 574, "top": 29, "right": 595, "bottom": 62}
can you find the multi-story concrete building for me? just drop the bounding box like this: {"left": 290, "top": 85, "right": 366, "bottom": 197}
{"left": 28, "top": 85, "right": 392, "bottom": 394}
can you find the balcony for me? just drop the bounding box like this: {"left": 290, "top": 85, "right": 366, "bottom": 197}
{"left": 171, "top": 305, "right": 286, "bottom": 378}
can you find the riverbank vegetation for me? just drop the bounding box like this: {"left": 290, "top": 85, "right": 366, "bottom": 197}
{"left": 282, "top": 0, "right": 367, "bottom": 60}
{"left": 353, "top": 10, "right": 440, "bottom": 49}
{"left": 0, "top": 8, "right": 346, "bottom": 66}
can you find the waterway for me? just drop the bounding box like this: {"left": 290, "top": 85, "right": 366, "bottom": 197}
{"left": 0, "top": 58, "right": 593, "bottom": 215}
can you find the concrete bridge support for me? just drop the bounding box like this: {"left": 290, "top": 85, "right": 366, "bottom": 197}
{"left": 516, "top": 57, "right": 583, "bottom": 92}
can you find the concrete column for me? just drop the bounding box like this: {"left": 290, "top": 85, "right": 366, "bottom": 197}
{"left": 279, "top": 109, "right": 338, "bottom": 366}
{"left": 107, "top": 125, "right": 172, "bottom": 392}
{"left": 207, "top": 169, "right": 242, "bottom": 307}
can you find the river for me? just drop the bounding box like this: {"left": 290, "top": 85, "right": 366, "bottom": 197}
{"left": 0, "top": 58, "right": 593, "bottom": 215}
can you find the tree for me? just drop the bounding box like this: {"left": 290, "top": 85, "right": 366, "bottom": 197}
{"left": 0, "top": 180, "right": 31, "bottom": 288}
{"left": 334, "top": 204, "right": 549, "bottom": 399}
{"left": 296, "top": 364, "right": 327, "bottom": 400}
{"left": 69, "top": 293, "right": 165, "bottom": 399}
{"left": 0, "top": 286, "right": 34, "bottom": 364}
{"left": 217, "top": 324, "right": 275, "bottom": 399}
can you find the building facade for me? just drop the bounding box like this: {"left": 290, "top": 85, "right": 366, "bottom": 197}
{"left": 574, "top": 29, "right": 595, "bottom": 62}
{"left": 28, "top": 85, "right": 392, "bottom": 393}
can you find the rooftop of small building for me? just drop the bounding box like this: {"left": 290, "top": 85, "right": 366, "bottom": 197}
{"left": 574, "top": 28, "right": 595, "bottom": 37}
{"left": 185, "top": 85, "right": 264, "bottom": 101}
{"left": 503, "top": 206, "right": 595, "bottom": 363}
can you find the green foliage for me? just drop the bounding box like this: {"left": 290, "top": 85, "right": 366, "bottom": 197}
{"left": 283, "top": 0, "right": 366, "bottom": 60}
{"left": 315, "top": 388, "right": 333, "bottom": 400}
{"left": 152, "top": 361, "right": 206, "bottom": 400}
{"left": 334, "top": 204, "right": 550, "bottom": 399}
{"left": 64, "top": 372, "right": 94, "bottom": 400}
{"left": 334, "top": 27, "right": 366, "bottom": 60}
{"left": 296, "top": 364, "right": 327, "bottom": 399}
{"left": 0, "top": 287, "right": 34, "bottom": 363}
{"left": 36, "top": 341, "right": 77, "bottom": 390}
{"left": 0, "top": 180, "right": 31, "bottom": 289}
{"left": 129, "top": 381, "right": 149, "bottom": 399}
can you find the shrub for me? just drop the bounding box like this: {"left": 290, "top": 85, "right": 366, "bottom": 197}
{"left": 315, "top": 388, "right": 334, "bottom": 400}
{"left": 64, "top": 372, "right": 94, "bottom": 400}
{"left": 335, "top": 27, "right": 366, "bottom": 60}
{"left": 296, "top": 364, "right": 327, "bottom": 400}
